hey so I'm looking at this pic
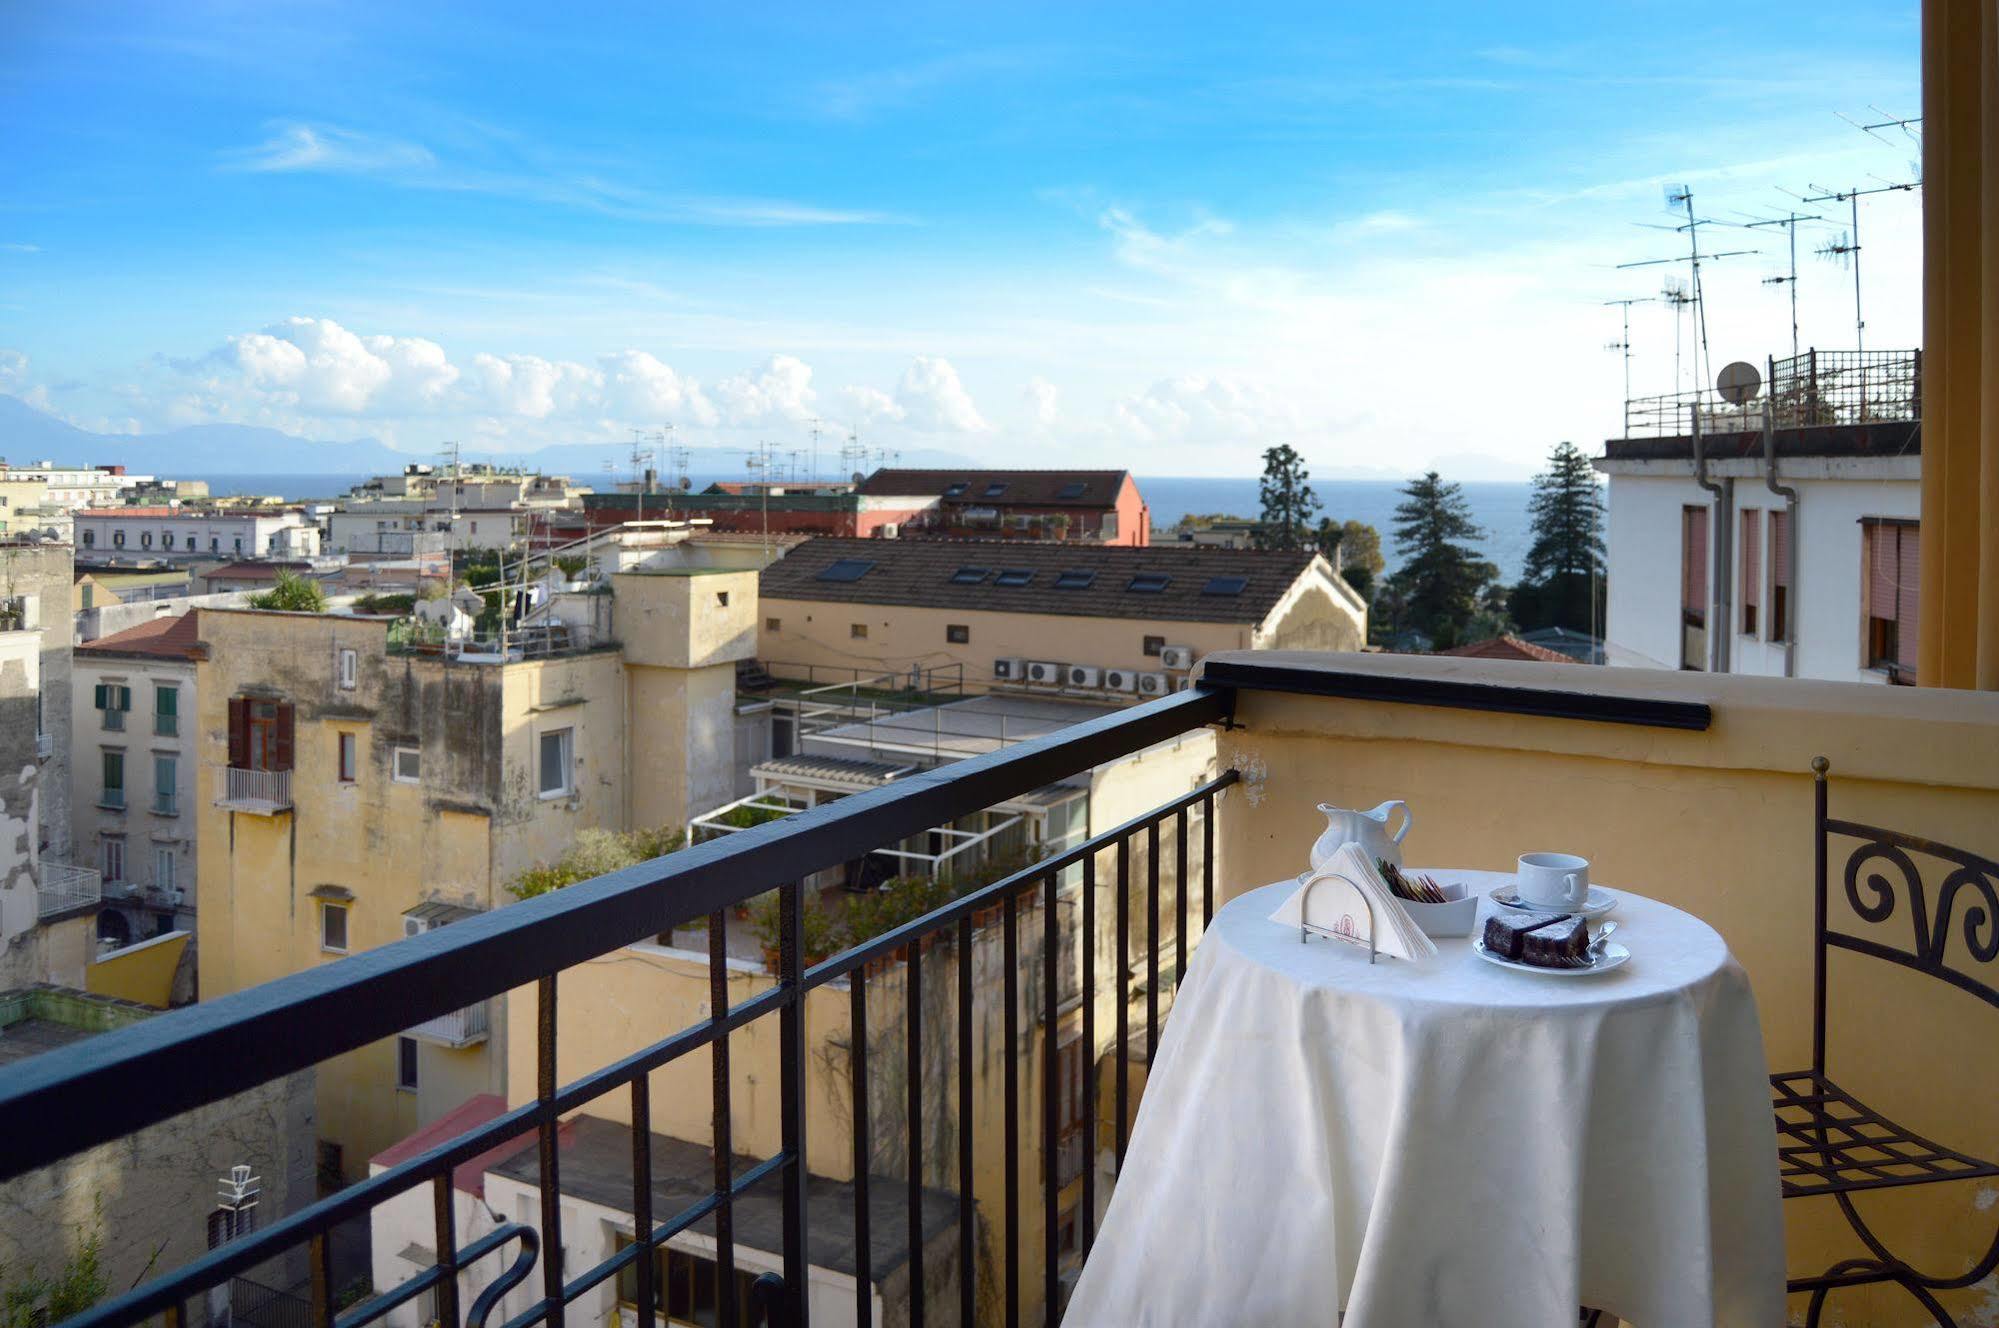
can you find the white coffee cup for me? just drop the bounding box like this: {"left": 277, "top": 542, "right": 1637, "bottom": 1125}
{"left": 1516, "top": 852, "right": 1590, "bottom": 911}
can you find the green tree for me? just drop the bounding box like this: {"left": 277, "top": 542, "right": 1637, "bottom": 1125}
{"left": 508, "top": 825, "right": 688, "bottom": 900}
{"left": 1509, "top": 440, "right": 1606, "bottom": 634}
{"left": 1, "top": 1204, "right": 105, "bottom": 1328}
{"left": 1254, "top": 445, "right": 1320, "bottom": 550}
{"left": 248, "top": 571, "right": 327, "bottom": 613}
{"left": 1314, "top": 518, "right": 1385, "bottom": 600}
{"left": 1390, "top": 471, "right": 1495, "bottom": 649}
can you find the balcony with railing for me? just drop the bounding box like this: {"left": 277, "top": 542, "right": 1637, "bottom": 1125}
{"left": 37, "top": 862, "right": 103, "bottom": 919}
{"left": 2, "top": 653, "right": 1996, "bottom": 1327}
{"left": 405, "top": 1000, "right": 491, "bottom": 1048}
{"left": 214, "top": 765, "right": 292, "bottom": 814}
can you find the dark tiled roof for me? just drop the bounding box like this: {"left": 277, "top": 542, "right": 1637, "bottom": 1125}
{"left": 761, "top": 536, "right": 1317, "bottom": 625}
{"left": 492, "top": 1115, "right": 955, "bottom": 1279}
{"left": 77, "top": 611, "right": 203, "bottom": 660}
{"left": 1437, "top": 634, "right": 1573, "bottom": 664}
{"left": 856, "top": 468, "right": 1130, "bottom": 507}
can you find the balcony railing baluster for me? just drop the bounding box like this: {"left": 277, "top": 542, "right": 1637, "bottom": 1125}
{"left": 1146, "top": 821, "right": 1160, "bottom": 1070}
{"left": 708, "top": 908, "right": 738, "bottom": 1328}
{"left": 955, "top": 913, "right": 974, "bottom": 1328}
{"left": 851, "top": 969, "right": 872, "bottom": 1328}
{"left": 1080, "top": 851, "right": 1097, "bottom": 1260}
{"left": 906, "top": 944, "right": 924, "bottom": 1327}
{"left": 1176, "top": 808, "right": 1189, "bottom": 996}
{"left": 1115, "top": 836, "right": 1130, "bottom": 1168}
{"left": 536, "top": 975, "right": 565, "bottom": 1328}
{"left": 432, "top": 1173, "right": 461, "bottom": 1328}
{"left": 1002, "top": 892, "right": 1019, "bottom": 1328}
{"left": 1041, "top": 870, "right": 1059, "bottom": 1326}
{"left": 778, "top": 879, "right": 808, "bottom": 1328}
{"left": 630, "top": 1076, "right": 655, "bottom": 1328}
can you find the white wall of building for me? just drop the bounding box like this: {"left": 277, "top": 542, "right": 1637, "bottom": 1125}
{"left": 1599, "top": 456, "right": 1920, "bottom": 684}
{"left": 75, "top": 509, "right": 319, "bottom": 560}
{"left": 71, "top": 651, "right": 197, "bottom": 923}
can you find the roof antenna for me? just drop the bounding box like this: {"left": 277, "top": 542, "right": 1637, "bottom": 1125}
{"left": 1618, "top": 185, "right": 1759, "bottom": 397}
{"left": 1602, "top": 297, "right": 1659, "bottom": 435}
{"left": 1736, "top": 210, "right": 1823, "bottom": 360}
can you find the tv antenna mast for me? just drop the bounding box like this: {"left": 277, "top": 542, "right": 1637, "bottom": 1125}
{"left": 1737, "top": 210, "right": 1822, "bottom": 360}
{"left": 628, "top": 426, "right": 665, "bottom": 524}
{"left": 1618, "top": 185, "right": 1758, "bottom": 397}
{"left": 745, "top": 439, "right": 779, "bottom": 563}
{"left": 1602, "top": 297, "right": 1658, "bottom": 434}
{"left": 1800, "top": 179, "right": 1918, "bottom": 355}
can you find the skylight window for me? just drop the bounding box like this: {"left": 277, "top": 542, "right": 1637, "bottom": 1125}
{"left": 1202, "top": 576, "right": 1249, "bottom": 596}
{"left": 1127, "top": 573, "right": 1172, "bottom": 594}
{"left": 817, "top": 558, "right": 876, "bottom": 582}
{"left": 995, "top": 568, "right": 1034, "bottom": 587}
{"left": 943, "top": 482, "right": 969, "bottom": 497}
{"left": 1053, "top": 570, "right": 1096, "bottom": 590}
{"left": 1056, "top": 481, "right": 1087, "bottom": 499}
{"left": 949, "top": 566, "right": 989, "bottom": 584}
{"left": 983, "top": 483, "right": 1009, "bottom": 498}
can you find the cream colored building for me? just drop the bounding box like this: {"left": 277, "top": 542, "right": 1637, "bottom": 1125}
{"left": 756, "top": 536, "right": 1364, "bottom": 698}
{"left": 195, "top": 552, "right": 759, "bottom": 1180}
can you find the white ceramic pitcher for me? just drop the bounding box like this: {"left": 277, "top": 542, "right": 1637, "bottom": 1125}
{"left": 1310, "top": 800, "right": 1414, "bottom": 871}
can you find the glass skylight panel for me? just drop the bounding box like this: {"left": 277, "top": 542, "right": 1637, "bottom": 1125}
{"left": 983, "top": 483, "right": 1009, "bottom": 497}
{"left": 950, "top": 566, "right": 990, "bottom": 584}
{"left": 1202, "top": 576, "right": 1249, "bottom": 596}
{"left": 1056, "top": 481, "right": 1087, "bottom": 499}
{"left": 817, "top": 558, "right": 876, "bottom": 582}
{"left": 1053, "top": 570, "right": 1096, "bottom": 589}
{"left": 995, "top": 568, "right": 1034, "bottom": 587}
{"left": 943, "top": 482, "right": 969, "bottom": 497}
{"left": 1127, "top": 573, "right": 1171, "bottom": 593}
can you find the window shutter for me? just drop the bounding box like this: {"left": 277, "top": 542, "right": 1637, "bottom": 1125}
{"left": 228, "top": 697, "right": 249, "bottom": 769}
{"left": 94, "top": 683, "right": 107, "bottom": 710}
{"left": 274, "top": 703, "right": 295, "bottom": 771}
{"left": 1739, "top": 511, "right": 1761, "bottom": 610}
{"left": 1867, "top": 522, "right": 1898, "bottom": 618}
{"left": 118, "top": 685, "right": 132, "bottom": 712}
{"left": 1770, "top": 510, "right": 1792, "bottom": 587}
{"left": 1681, "top": 506, "right": 1709, "bottom": 620}
{"left": 1896, "top": 525, "right": 1921, "bottom": 674}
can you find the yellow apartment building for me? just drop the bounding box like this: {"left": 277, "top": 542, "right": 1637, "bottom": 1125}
{"left": 195, "top": 562, "right": 759, "bottom": 1179}
{"left": 756, "top": 536, "right": 1364, "bottom": 697}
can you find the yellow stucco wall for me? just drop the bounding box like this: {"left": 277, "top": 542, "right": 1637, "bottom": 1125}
{"left": 624, "top": 662, "right": 740, "bottom": 834}
{"left": 612, "top": 569, "right": 759, "bottom": 670}
{"left": 1206, "top": 649, "right": 1999, "bottom": 1326}
{"left": 84, "top": 929, "right": 189, "bottom": 1006}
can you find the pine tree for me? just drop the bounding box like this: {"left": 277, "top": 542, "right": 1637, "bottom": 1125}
{"left": 1390, "top": 471, "right": 1494, "bottom": 649}
{"left": 1511, "top": 440, "right": 1606, "bottom": 633}
{"left": 1255, "top": 445, "right": 1320, "bottom": 550}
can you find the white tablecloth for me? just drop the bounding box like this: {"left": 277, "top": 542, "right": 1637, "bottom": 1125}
{"left": 1064, "top": 870, "right": 1784, "bottom": 1328}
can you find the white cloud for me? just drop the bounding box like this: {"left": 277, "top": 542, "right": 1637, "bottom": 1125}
{"left": 1113, "top": 375, "right": 1299, "bottom": 444}
{"left": 1022, "top": 376, "right": 1060, "bottom": 429}
{"left": 838, "top": 384, "right": 904, "bottom": 424}
{"left": 0, "top": 349, "right": 26, "bottom": 388}
{"left": 600, "top": 350, "right": 718, "bottom": 426}
{"left": 713, "top": 355, "right": 818, "bottom": 425}
{"left": 224, "top": 122, "right": 436, "bottom": 175}
{"left": 894, "top": 356, "right": 989, "bottom": 433}
{"left": 468, "top": 353, "right": 601, "bottom": 420}
{"left": 225, "top": 317, "right": 457, "bottom": 415}
{"left": 0, "top": 243, "right": 38, "bottom": 255}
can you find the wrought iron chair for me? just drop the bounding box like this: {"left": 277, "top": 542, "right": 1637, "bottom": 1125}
{"left": 1772, "top": 757, "right": 1999, "bottom": 1324}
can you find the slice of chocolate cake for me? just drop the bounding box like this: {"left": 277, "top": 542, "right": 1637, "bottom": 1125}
{"left": 1481, "top": 909, "right": 1562, "bottom": 960}
{"left": 1521, "top": 914, "right": 1590, "bottom": 968}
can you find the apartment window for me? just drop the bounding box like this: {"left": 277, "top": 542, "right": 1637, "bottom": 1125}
{"left": 614, "top": 1235, "right": 760, "bottom": 1325}
{"left": 850, "top": 623, "right": 868, "bottom": 640}
{"left": 716, "top": 590, "right": 730, "bottom": 607}
{"left": 338, "top": 733, "right": 358, "bottom": 784}
{"left": 395, "top": 1036, "right": 418, "bottom": 1092}
{"left": 155, "top": 847, "right": 175, "bottom": 893}
{"left": 1739, "top": 510, "right": 1762, "bottom": 637}
{"left": 140, "top": 531, "right": 152, "bottom": 549}
{"left": 81, "top": 530, "right": 94, "bottom": 548}
{"left": 210, "top": 537, "right": 219, "bottom": 552}
{"left": 1680, "top": 505, "right": 1710, "bottom": 670}
{"left": 100, "top": 835, "right": 124, "bottom": 884}
{"left": 1143, "top": 635, "right": 1165, "bottom": 657}
{"left": 154, "top": 684, "right": 178, "bottom": 736}
{"left": 113, "top": 531, "right": 125, "bottom": 548}
{"left": 1863, "top": 518, "right": 1921, "bottom": 683}
{"left": 233, "top": 537, "right": 243, "bottom": 553}
{"left": 100, "top": 750, "right": 125, "bottom": 809}
{"left": 392, "top": 746, "right": 420, "bottom": 784}
{"left": 227, "top": 698, "right": 295, "bottom": 771}
{"left": 320, "top": 902, "right": 349, "bottom": 953}
{"left": 1769, "top": 509, "right": 1792, "bottom": 642}
{"left": 152, "top": 754, "right": 177, "bottom": 815}
{"left": 337, "top": 648, "right": 358, "bottom": 690}
{"left": 96, "top": 682, "right": 132, "bottom": 731}
{"left": 538, "top": 728, "right": 573, "bottom": 797}
{"left": 946, "top": 624, "right": 970, "bottom": 644}
{"left": 766, "top": 617, "right": 781, "bottom": 633}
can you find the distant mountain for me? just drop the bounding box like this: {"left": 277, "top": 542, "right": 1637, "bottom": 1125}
{"left": 0, "top": 395, "right": 976, "bottom": 480}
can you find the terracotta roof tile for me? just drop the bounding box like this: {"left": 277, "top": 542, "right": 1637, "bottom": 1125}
{"left": 1437, "top": 633, "right": 1574, "bottom": 664}
{"left": 76, "top": 611, "right": 204, "bottom": 660}
{"left": 856, "top": 468, "right": 1131, "bottom": 507}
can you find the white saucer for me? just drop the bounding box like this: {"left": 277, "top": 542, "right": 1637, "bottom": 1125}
{"left": 1472, "top": 937, "right": 1631, "bottom": 977}
{"left": 1489, "top": 884, "right": 1617, "bottom": 920}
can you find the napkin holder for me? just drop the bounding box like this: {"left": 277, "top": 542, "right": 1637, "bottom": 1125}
{"left": 1296, "top": 870, "right": 1378, "bottom": 963}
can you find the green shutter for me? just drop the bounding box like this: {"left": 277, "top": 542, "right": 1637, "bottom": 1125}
{"left": 94, "top": 684, "right": 107, "bottom": 710}
{"left": 157, "top": 687, "right": 177, "bottom": 717}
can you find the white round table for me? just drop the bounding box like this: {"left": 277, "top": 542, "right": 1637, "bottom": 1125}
{"left": 1063, "top": 870, "right": 1785, "bottom": 1328}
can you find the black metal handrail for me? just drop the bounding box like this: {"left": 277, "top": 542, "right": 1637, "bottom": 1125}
{"left": 0, "top": 683, "right": 1236, "bottom": 1328}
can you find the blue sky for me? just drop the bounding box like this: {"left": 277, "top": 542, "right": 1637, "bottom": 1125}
{"left": 0, "top": 1, "right": 1922, "bottom": 475}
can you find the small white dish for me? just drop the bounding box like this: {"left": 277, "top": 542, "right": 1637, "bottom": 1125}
{"left": 1472, "top": 937, "right": 1631, "bottom": 976}
{"left": 1398, "top": 880, "right": 1480, "bottom": 939}
{"left": 1490, "top": 883, "right": 1618, "bottom": 920}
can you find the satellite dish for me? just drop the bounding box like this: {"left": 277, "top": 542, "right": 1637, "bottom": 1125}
{"left": 1717, "top": 361, "right": 1762, "bottom": 405}
{"left": 678, "top": 475, "right": 691, "bottom": 492}
{"left": 850, "top": 471, "right": 865, "bottom": 485}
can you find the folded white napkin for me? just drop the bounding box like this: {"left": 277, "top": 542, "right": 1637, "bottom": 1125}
{"left": 1268, "top": 842, "right": 1439, "bottom": 961}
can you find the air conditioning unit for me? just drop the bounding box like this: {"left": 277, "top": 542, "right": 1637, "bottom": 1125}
{"left": 1067, "top": 665, "right": 1101, "bottom": 688}
{"left": 1158, "top": 646, "right": 1195, "bottom": 671}
{"left": 1175, "top": 676, "right": 1196, "bottom": 692}
{"left": 1026, "top": 661, "right": 1063, "bottom": 685}
{"left": 878, "top": 523, "right": 900, "bottom": 539}
{"left": 1137, "top": 672, "right": 1169, "bottom": 696}
{"left": 993, "top": 658, "right": 1026, "bottom": 681}
{"left": 1103, "top": 669, "right": 1138, "bottom": 692}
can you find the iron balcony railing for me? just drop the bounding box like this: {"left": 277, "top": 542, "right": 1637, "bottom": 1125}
{"left": 38, "top": 862, "right": 103, "bottom": 918}
{"left": 0, "top": 686, "right": 1238, "bottom": 1328}
{"left": 216, "top": 766, "right": 292, "bottom": 811}
{"left": 1622, "top": 347, "right": 1922, "bottom": 438}
{"left": 407, "top": 1000, "right": 492, "bottom": 1048}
